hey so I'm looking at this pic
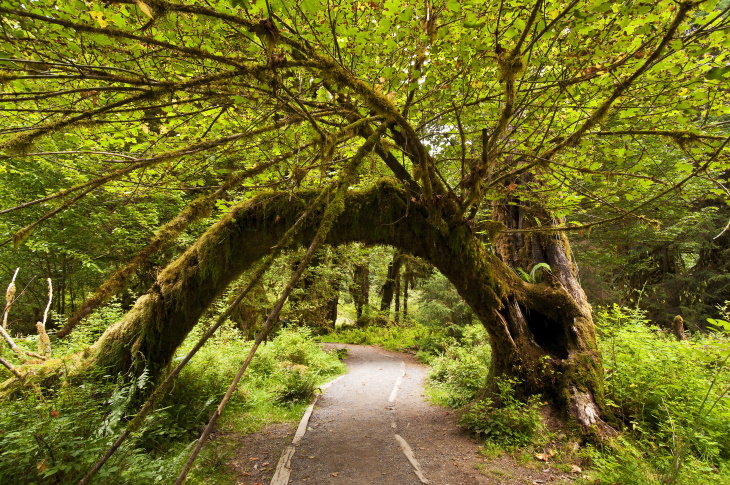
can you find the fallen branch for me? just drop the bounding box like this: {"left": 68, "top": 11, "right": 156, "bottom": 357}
{"left": 0, "top": 355, "right": 24, "bottom": 380}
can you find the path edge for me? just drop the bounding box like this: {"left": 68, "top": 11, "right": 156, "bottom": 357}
{"left": 270, "top": 374, "right": 345, "bottom": 485}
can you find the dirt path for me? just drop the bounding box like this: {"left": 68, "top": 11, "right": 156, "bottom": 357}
{"left": 277, "top": 343, "right": 559, "bottom": 485}
{"left": 231, "top": 344, "right": 576, "bottom": 484}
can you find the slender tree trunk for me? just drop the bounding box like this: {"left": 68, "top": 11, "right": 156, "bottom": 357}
{"left": 403, "top": 278, "right": 408, "bottom": 321}
{"left": 326, "top": 291, "right": 338, "bottom": 329}
{"left": 380, "top": 251, "right": 402, "bottom": 314}
{"left": 350, "top": 262, "right": 369, "bottom": 319}
{"left": 394, "top": 270, "right": 401, "bottom": 323}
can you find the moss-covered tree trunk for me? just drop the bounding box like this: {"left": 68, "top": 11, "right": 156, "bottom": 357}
{"left": 489, "top": 196, "right": 609, "bottom": 433}
{"left": 83, "top": 181, "right": 610, "bottom": 433}
{"left": 379, "top": 250, "right": 402, "bottom": 313}
{"left": 349, "top": 262, "right": 369, "bottom": 319}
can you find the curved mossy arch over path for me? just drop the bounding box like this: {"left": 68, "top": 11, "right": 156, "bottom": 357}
{"left": 1, "top": 0, "right": 728, "bottom": 446}
{"left": 86, "top": 179, "right": 607, "bottom": 433}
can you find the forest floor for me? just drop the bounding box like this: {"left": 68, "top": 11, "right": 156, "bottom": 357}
{"left": 220, "top": 344, "right": 578, "bottom": 485}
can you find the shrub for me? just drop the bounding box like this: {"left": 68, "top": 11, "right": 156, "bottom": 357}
{"left": 458, "top": 378, "right": 543, "bottom": 448}
{"left": 428, "top": 340, "right": 491, "bottom": 407}
{"left": 0, "top": 325, "right": 345, "bottom": 484}
{"left": 274, "top": 367, "right": 319, "bottom": 404}
{"left": 588, "top": 304, "right": 730, "bottom": 484}
{"left": 597, "top": 305, "right": 730, "bottom": 464}
{"left": 320, "top": 322, "right": 434, "bottom": 352}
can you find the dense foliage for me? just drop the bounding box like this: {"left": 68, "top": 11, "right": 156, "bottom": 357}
{"left": 423, "top": 304, "right": 730, "bottom": 484}
{"left": 0, "top": 0, "right": 727, "bottom": 332}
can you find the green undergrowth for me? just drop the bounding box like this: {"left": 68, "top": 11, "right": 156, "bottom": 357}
{"left": 424, "top": 324, "right": 491, "bottom": 407}
{"left": 580, "top": 304, "right": 730, "bottom": 485}
{"left": 0, "top": 323, "right": 345, "bottom": 484}
{"left": 420, "top": 305, "right": 730, "bottom": 484}
{"left": 319, "top": 320, "right": 448, "bottom": 355}
{"left": 458, "top": 377, "right": 545, "bottom": 448}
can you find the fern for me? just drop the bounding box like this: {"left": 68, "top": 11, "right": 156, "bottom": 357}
{"left": 515, "top": 263, "right": 551, "bottom": 283}
{"left": 516, "top": 268, "right": 531, "bottom": 282}
{"left": 529, "top": 263, "right": 552, "bottom": 283}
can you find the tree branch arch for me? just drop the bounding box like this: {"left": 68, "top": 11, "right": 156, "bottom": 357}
{"left": 85, "top": 179, "right": 607, "bottom": 431}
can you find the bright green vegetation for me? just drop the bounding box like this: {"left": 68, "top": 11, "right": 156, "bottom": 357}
{"left": 423, "top": 324, "right": 491, "bottom": 408}
{"left": 584, "top": 305, "right": 730, "bottom": 484}
{"left": 458, "top": 377, "right": 544, "bottom": 448}
{"left": 320, "top": 322, "right": 435, "bottom": 354}
{"left": 418, "top": 304, "right": 730, "bottom": 484}
{"left": 321, "top": 271, "right": 480, "bottom": 357}
{"left": 0, "top": 323, "right": 345, "bottom": 484}
{"left": 0, "top": 0, "right": 728, "bottom": 482}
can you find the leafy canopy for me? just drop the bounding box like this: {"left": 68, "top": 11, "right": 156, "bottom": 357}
{"left": 0, "top": 0, "right": 728, "bottom": 254}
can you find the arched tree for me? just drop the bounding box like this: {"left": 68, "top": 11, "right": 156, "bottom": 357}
{"left": 0, "top": 0, "right": 728, "bottom": 434}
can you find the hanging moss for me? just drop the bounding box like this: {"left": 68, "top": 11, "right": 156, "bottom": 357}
{"left": 33, "top": 176, "right": 612, "bottom": 435}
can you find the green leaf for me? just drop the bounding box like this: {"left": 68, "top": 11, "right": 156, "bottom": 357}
{"left": 529, "top": 263, "right": 552, "bottom": 283}
{"left": 705, "top": 66, "right": 730, "bottom": 81}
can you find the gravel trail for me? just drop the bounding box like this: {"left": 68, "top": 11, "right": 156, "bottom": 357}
{"left": 284, "top": 344, "right": 491, "bottom": 485}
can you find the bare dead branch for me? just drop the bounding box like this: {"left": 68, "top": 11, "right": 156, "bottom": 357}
{"left": 0, "top": 355, "right": 24, "bottom": 380}
{"left": 2, "top": 267, "right": 19, "bottom": 330}
{"left": 36, "top": 278, "right": 52, "bottom": 357}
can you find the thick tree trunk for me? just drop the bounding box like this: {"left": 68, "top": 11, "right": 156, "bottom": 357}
{"left": 83, "top": 181, "right": 610, "bottom": 433}
{"left": 491, "top": 196, "right": 610, "bottom": 434}
{"left": 349, "top": 262, "right": 369, "bottom": 319}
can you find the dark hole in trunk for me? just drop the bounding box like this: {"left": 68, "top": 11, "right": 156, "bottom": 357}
{"left": 520, "top": 304, "right": 569, "bottom": 359}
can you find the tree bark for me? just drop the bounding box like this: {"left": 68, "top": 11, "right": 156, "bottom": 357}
{"left": 394, "top": 270, "right": 401, "bottom": 323}
{"left": 672, "top": 315, "right": 686, "bottom": 341}
{"left": 349, "top": 262, "right": 369, "bottom": 319}
{"left": 403, "top": 278, "right": 408, "bottom": 321}
{"left": 491, "top": 191, "right": 610, "bottom": 434}
{"left": 379, "top": 250, "right": 402, "bottom": 313}
{"left": 82, "top": 181, "right": 610, "bottom": 433}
